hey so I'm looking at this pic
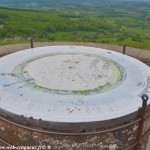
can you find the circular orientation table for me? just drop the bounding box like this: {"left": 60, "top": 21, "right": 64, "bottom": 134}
{"left": 0, "top": 46, "right": 150, "bottom": 130}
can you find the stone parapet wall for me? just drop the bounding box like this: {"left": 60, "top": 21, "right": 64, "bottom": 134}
{"left": 0, "top": 114, "right": 150, "bottom": 150}
{"left": 0, "top": 42, "right": 150, "bottom": 63}
{"left": 0, "top": 117, "right": 138, "bottom": 150}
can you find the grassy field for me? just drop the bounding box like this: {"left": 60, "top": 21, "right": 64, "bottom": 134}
{"left": 0, "top": 0, "right": 150, "bottom": 50}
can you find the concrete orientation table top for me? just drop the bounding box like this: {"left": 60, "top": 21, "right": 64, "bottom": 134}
{"left": 0, "top": 46, "right": 150, "bottom": 129}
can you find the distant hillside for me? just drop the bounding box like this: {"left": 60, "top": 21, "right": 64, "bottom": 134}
{"left": 0, "top": 0, "right": 150, "bottom": 14}
{"left": 0, "top": 0, "right": 116, "bottom": 8}
{"left": 0, "top": 0, "right": 150, "bottom": 50}
{"left": 0, "top": 0, "right": 116, "bottom": 11}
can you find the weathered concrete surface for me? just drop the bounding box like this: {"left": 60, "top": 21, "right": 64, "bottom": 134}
{"left": 0, "top": 42, "right": 150, "bottom": 149}
{"left": 0, "top": 45, "right": 150, "bottom": 130}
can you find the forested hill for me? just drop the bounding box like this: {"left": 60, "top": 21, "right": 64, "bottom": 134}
{"left": 0, "top": 0, "right": 150, "bottom": 14}
{"left": 0, "top": 0, "right": 128, "bottom": 8}
{"left": 0, "top": 0, "right": 150, "bottom": 50}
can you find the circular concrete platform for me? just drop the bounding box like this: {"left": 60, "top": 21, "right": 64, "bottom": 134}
{"left": 0, "top": 46, "right": 150, "bottom": 130}
{"left": 21, "top": 52, "right": 123, "bottom": 94}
